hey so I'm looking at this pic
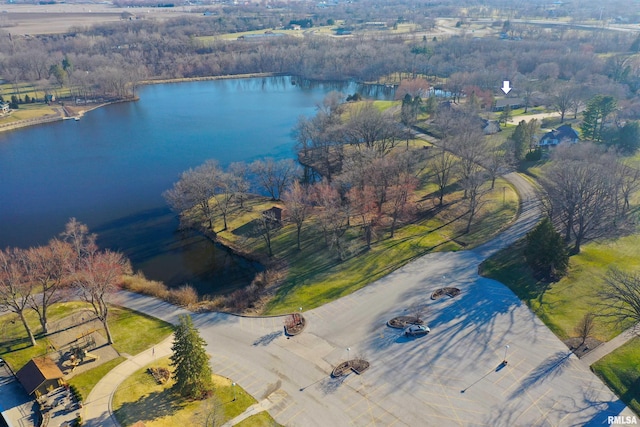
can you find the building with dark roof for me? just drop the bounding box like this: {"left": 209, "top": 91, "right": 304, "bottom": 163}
{"left": 16, "top": 357, "right": 64, "bottom": 397}
{"left": 539, "top": 124, "right": 580, "bottom": 146}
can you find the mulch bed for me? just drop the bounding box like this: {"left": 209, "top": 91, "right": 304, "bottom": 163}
{"left": 284, "top": 313, "right": 306, "bottom": 336}
{"left": 331, "top": 359, "right": 370, "bottom": 377}
{"left": 387, "top": 316, "right": 424, "bottom": 329}
{"left": 563, "top": 337, "right": 603, "bottom": 358}
{"left": 148, "top": 367, "right": 170, "bottom": 384}
{"left": 431, "top": 287, "right": 461, "bottom": 300}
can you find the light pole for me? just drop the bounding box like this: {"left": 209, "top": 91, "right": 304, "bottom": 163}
{"left": 346, "top": 347, "right": 350, "bottom": 361}
{"left": 503, "top": 345, "right": 510, "bottom": 365}
{"left": 232, "top": 382, "right": 236, "bottom": 401}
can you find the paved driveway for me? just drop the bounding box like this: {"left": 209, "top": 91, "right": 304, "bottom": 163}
{"left": 102, "top": 173, "right": 635, "bottom": 426}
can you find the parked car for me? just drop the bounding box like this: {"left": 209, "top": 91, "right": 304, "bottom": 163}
{"left": 403, "top": 324, "right": 430, "bottom": 337}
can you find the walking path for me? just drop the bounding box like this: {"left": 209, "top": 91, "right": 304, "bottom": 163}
{"left": 580, "top": 326, "right": 638, "bottom": 367}
{"left": 82, "top": 171, "right": 636, "bottom": 426}
{"left": 83, "top": 334, "right": 175, "bottom": 427}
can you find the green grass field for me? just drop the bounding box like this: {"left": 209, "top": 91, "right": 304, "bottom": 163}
{"left": 480, "top": 233, "right": 640, "bottom": 341}
{"left": 212, "top": 171, "right": 518, "bottom": 314}
{"left": 0, "top": 302, "right": 173, "bottom": 389}
{"left": 592, "top": 337, "right": 640, "bottom": 416}
{"left": 67, "top": 356, "right": 126, "bottom": 401}
{"left": 113, "top": 356, "right": 281, "bottom": 427}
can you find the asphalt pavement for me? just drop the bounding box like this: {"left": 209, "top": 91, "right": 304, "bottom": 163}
{"left": 82, "top": 172, "right": 636, "bottom": 426}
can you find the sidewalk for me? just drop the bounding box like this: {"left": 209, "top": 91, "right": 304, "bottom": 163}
{"left": 580, "top": 326, "right": 638, "bottom": 367}
{"left": 82, "top": 333, "right": 175, "bottom": 427}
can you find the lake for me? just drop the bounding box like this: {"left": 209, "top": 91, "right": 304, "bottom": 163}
{"left": 0, "top": 76, "right": 392, "bottom": 295}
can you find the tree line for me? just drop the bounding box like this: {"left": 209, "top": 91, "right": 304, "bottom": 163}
{"left": 0, "top": 219, "right": 130, "bottom": 346}
{"left": 3, "top": 3, "right": 640, "bottom": 115}
{"left": 164, "top": 94, "right": 517, "bottom": 262}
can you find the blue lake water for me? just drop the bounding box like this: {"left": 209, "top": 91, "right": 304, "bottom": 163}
{"left": 0, "top": 76, "right": 392, "bottom": 295}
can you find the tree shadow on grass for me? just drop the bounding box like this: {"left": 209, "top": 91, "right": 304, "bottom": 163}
{"left": 114, "top": 387, "right": 188, "bottom": 426}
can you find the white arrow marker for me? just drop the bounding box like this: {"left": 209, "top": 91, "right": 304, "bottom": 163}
{"left": 501, "top": 80, "right": 512, "bottom": 95}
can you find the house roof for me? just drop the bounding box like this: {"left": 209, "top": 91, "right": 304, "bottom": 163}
{"left": 494, "top": 98, "right": 524, "bottom": 108}
{"left": 541, "top": 124, "right": 579, "bottom": 142}
{"left": 16, "top": 357, "right": 64, "bottom": 395}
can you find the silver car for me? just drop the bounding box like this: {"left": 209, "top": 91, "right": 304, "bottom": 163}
{"left": 403, "top": 324, "right": 430, "bottom": 337}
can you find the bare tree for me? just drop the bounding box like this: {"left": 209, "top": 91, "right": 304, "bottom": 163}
{"left": 342, "top": 102, "right": 403, "bottom": 156}
{"left": 163, "top": 160, "right": 219, "bottom": 230}
{"left": 254, "top": 210, "right": 280, "bottom": 258}
{"left": 25, "top": 239, "right": 74, "bottom": 334}
{"left": 574, "top": 312, "right": 596, "bottom": 346}
{"left": 228, "top": 162, "right": 251, "bottom": 209}
{"left": 312, "top": 180, "right": 349, "bottom": 259}
{"left": 428, "top": 146, "right": 457, "bottom": 207}
{"left": 294, "top": 106, "right": 343, "bottom": 181}
{"left": 60, "top": 217, "right": 97, "bottom": 264}
{"left": 448, "top": 121, "right": 487, "bottom": 199}
{"left": 250, "top": 158, "right": 299, "bottom": 201}
{"left": 614, "top": 162, "right": 640, "bottom": 217}
{"left": 552, "top": 84, "right": 579, "bottom": 123}
{"left": 484, "top": 142, "right": 515, "bottom": 190}
{"left": 0, "top": 248, "right": 37, "bottom": 346}
{"left": 74, "top": 250, "right": 131, "bottom": 345}
{"left": 387, "top": 173, "right": 418, "bottom": 238}
{"left": 462, "top": 169, "right": 489, "bottom": 234}
{"left": 542, "top": 144, "right": 620, "bottom": 253}
{"left": 212, "top": 171, "right": 235, "bottom": 231}
{"left": 282, "top": 181, "right": 311, "bottom": 251}
{"left": 347, "top": 185, "right": 379, "bottom": 248}
{"left": 598, "top": 268, "right": 640, "bottom": 332}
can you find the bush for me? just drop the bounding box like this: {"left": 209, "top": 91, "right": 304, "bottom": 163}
{"left": 69, "top": 384, "right": 83, "bottom": 403}
{"left": 167, "top": 285, "right": 199, "bottom": 307}
{"left": 121, "top": 273, "right": 169, "bottom": 299}
{"left": 525, "top": 148, "right": 542, "bottom": 161}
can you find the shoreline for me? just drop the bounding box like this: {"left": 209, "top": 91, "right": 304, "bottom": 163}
{"left": 0, "top": 72, "right": 280, "bottom": 134}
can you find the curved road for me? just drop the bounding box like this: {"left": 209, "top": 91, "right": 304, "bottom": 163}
{"left": 84, "top": 172, "right": 635, "bottom": 426}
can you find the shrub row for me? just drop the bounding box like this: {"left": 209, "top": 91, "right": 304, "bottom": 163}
{"left": 122, "top": 269, "right": 284, "bottom": 313}
{"left": 121, "top": 274, "right": 198, "bottom": 307}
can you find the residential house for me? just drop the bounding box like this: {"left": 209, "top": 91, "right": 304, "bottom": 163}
{"left": 493, "top": 98, "right": 524, "bottom": 112}
{"left": 0, "top": 102, "right": 9, "bottom": 114}
{"left": 16, "top": 357, "right": 64, "bottom": 397}
{"left": 482, "top": 119, "right": 501, "bottom": 135}
{"left": 539, "top": 124, "right": 579, "bottom": 147}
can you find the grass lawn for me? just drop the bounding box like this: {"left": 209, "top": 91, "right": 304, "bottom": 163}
{"left": 113, "top": 356, "right": 281, "bottom": 427}
{"left": 0, "top": 103, "right": 60, "bottom": 125}
{"left": 480, "top": 233, "right": 640, "bottom": 341}
{"left": 213, "top": 171, "right": 518, "bottom": 314}
{"left": 67, "top": 356, "right": 126, "bottom": 401}
{"left": 108, "top": 306, "right": 174, "bottom": 356}
{"left": 0, "top": 302, "right": 173, "bottom": 376}
{"left": 592, "top": 337, "right": 640, "bottom": 416}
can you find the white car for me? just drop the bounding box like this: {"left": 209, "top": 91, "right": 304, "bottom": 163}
{"left": 403, "top": 324, "right": 430, "bottom": 337}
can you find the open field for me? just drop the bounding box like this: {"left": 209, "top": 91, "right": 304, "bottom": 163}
{"left": 0, "top": 3, "right": 195, "bottom": 35}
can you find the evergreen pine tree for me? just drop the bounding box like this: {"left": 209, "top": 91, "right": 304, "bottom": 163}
{"left": 511, "top": 120, "right": 528, "bottom": 161}
{"left": 524, "top": 218, "right": 569, "bottom": 281}
{"left": 170, "top": 314, "right": 213, "bottom": 399}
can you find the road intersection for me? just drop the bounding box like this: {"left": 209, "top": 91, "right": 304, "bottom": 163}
{"left": 85, "top": 172, "right": 636, "bottom": 426}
